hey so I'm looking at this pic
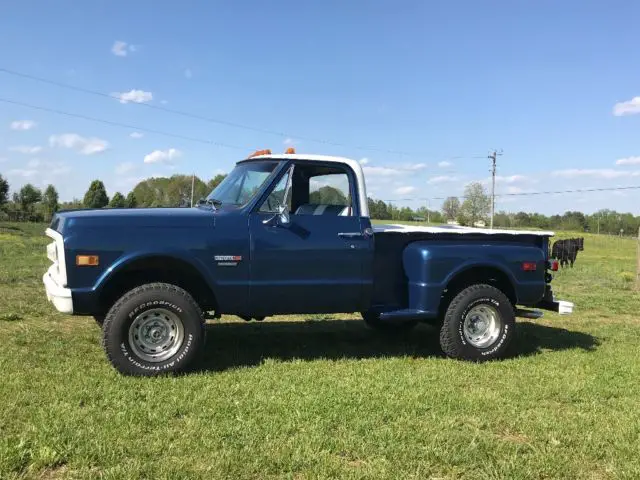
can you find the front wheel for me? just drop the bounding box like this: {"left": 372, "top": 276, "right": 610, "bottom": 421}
{"left": 439, "top": 284, "right": 515, "bottom": 361}
{"left": 102, "top": 283, "right": 205, "bottom": 376}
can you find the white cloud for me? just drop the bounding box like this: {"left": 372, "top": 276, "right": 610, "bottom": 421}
{"left": 10, "top": 120, "right": 37, "bottom": 131}
{"left": 8, "top": 160, "right": 69, "bottom": 179}
{"left": 363, "top": 163, "right": 427, "bottom": 177}
{"left": 394, "top": 186, "right": 417, "bottom": 195}
{"left": 428, "top": 175, "right": 458, "bottom": 184}
{"left": 363, "top": 166, "right": 405, "bottom": 177}
{"left": 438, "top": 161, "right": 452, "bottom": 168}
{"left": 401, "top": 163, "right": 427, "bottom": 171}
{"left": 551, "top": 168, "right": 640, "bottom": 179}
{"left": 115, "top": 162, "right": 136, "bottom": 175}
{"left": 143, "top": 148, "right": 182, "bottom": 164}
{"left": 111, "top": 40, "right": 128, "bottom": 56}
{"left": 615, "top": 156, "right": 640, "bottom": 166}
{"left": 496, "top": 174, "right": 527, "bottom": 184}
{"left": 112, "top": 89, "right": 153, "bottom": 104}
{"left": 111, "top": 40, "right": 136, "bottom": 57}
{"left": 9, "top": 145, "right": 42, "bottom": 154}
{"left": 184, "top": 68, "right": 193, "bottom": 79}
{"left": 359, "top": 158, "right": 369, "bottom": 165}
{"left": 129, "top": 131, "right": 144, "bottom": 139}
{"left": 283, "top": 138, "right": 294, "bottom": 145}
{"left": 49, "top": 133, "right": 109, "bottom": 155}
{"left": 8, "top": 168, "right": 38, "bottom": 178}
{"left": 613, "top": 97, "right": 640, "bottom": 116}
{"left": 504, "top": 186, "right": 537, "bottom": 195}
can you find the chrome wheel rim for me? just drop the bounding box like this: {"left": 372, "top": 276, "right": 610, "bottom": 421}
{"left": 128, "top": 308, "right": 185, "bottom": 363}
{"left": 462, "top": 304, "right": 502, "bottom": 349}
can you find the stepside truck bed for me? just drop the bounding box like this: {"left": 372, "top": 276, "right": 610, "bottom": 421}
{"left": 371, "top": 224, "right": 553, "bottom": 313}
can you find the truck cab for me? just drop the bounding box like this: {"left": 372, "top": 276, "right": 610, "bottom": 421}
{"left": 43, "top": 151, "right": 573, "bottom": 376}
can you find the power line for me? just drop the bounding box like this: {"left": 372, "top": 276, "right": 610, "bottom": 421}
{"left": 382, "top": 185, "right": 640, "bottom": 203}
{"left": 0, "top": 97, "right": 248, "bottom": 150}
{"left": 0, "top": 66, "right": 485, "bottom": 160}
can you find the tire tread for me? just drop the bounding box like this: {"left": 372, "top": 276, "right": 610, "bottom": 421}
{"left": 439, "top": 283, "right": 513, "bottom": 360}
{"left": 102, "top": 282, "right": 204, "bottom": 375}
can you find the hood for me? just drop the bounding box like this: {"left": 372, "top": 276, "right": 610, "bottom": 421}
{"left": 51, "top": 207, "right": 214, "bottom": 233}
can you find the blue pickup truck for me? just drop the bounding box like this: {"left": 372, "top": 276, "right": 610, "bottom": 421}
{"left": 43, "top": 152, "right": 573, "bottom": 375}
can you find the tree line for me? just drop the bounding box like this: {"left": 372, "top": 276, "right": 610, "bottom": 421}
{"left": 1, "top": 172, "right": 639, "bottom": 235}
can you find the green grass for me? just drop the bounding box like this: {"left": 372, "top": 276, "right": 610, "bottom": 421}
{"left": 1, "top": 222, "right": 640, "bottom": 479}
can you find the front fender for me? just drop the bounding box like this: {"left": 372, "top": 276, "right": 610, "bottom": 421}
{"left": 92, "top": 249, "right": 217, "bottom": 293}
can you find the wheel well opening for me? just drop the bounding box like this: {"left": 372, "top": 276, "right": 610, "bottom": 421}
{"left": 97, "top": 256, "right": 217, "bottom": 315}
{"left": 438, "top": 266, "right": 516, "bottom": 319}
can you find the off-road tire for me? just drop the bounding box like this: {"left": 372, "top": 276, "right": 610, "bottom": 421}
{"left": 439, "top": 284, "right": 515, "bottom": 361}
{"left": 102, "top": 283, "right": 205, "bottom": 376}
{"left": 362, "top": 311, "right": 418, "bottom": 333}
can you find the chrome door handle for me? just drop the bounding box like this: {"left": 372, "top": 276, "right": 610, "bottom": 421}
{"left": 338, "top": 232, "right": 364, "bottom": 239}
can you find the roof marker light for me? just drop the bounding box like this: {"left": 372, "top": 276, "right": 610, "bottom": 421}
{"left": 248, "top": 149, "right": 272, "bottom": 158}
{"left": 285, "top": 147, "right": 296, "bottom": 154}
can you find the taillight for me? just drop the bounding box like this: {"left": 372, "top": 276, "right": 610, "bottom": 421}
{"left": 521, "top": 262, "right": 537, "bottom": 271}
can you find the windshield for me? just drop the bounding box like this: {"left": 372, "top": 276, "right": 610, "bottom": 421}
{"left": 206, "top": 160, "right": 280, "bottom": 206}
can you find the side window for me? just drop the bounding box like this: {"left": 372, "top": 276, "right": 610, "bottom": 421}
{"left": 309, "top": 173, "right": 351, "bottom": 209}
{"left": 259, "top": 170, "right": 291, "bottom": 213}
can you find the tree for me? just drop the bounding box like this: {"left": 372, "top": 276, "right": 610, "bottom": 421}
{"left": 459, "top": 182, "right": 490, "bottom": 226}
{"left": 83, "top": 180, "right": 109, "bottom": 208}
{"left": 42, "top": 184, "right": 59, "bottom": 221}
{"left": 0, "top": 174, "right": 9, "bottom": 207}
{"left": 207, "top": 174, "right": 227, "bottom": 191}
{"left": 60, "top": 198, "right": 83, "bottom": 210}
{"left": 109, "top": 192, "right": 126, "bottom": 208}
{"left": 309, "top": 186, "right": 347, "bottom": 205}
{"left": 442, "top": 197, "right": 460, "bottom": 221}
{"left": 126, "top": 191, "right": 138, "bottom": 208}
{"left": 16, "top": 184, "right": 42, "bottom": 213}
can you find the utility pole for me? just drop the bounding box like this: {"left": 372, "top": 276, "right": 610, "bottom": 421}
{"left": 488, "top": 150, "right": 502, "bottom": 229}
{"left": 426, "top": 199, "right": 430, "bottom": 224}
{"left": 190, "top": 173, "right": 195, "bottom": 207}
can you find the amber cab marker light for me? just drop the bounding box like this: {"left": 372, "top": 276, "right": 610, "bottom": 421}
{"left": 285, "top": 147, "right": 296, "bottom": 154}
{"left": 248, "top": 149, "right": 272, "bottom": 158}
{"left": 76, "top": 255, "right": 99, "bottom": 266}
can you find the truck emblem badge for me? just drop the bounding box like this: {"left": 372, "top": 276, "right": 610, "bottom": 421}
{"left": 214, "top": 255, "right": 242, "bottom": 267}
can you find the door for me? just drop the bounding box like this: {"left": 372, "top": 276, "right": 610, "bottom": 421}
{"left": 248, "top": 162, "right": 373, "bottom": 315}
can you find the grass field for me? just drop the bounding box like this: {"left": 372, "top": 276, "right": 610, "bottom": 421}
{"left": 1, "top": 221, "right": 639, "bottom": 479}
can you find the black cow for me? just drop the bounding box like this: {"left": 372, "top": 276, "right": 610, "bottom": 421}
{"left": 551, "top": 237, "right": 584, "bottom": 268}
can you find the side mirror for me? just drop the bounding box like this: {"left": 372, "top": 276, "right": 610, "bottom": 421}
{"left": 263, "top": 205, "right": 290, "bottom": 226}
{"left": 278, "top": 205, "right": 290, "bottom": 225}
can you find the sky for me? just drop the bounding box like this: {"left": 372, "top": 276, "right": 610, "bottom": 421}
{"left": 1, "top": 0, "right": 640, "bottom": 215}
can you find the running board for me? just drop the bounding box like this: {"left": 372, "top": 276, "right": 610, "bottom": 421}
{"left": 516, "top": 308, "right": 544, "bottom": 319}
{"left": 378, "top": 309, "right": 432, "bottom": 322}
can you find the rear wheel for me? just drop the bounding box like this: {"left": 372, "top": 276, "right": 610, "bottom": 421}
{"left": 361, "top": 311, "right": 417, "bottom": 333}
{"left": 102, "top": 283, "right": 205, "bottom": 376}
{"left": 439, "top": 284, "right": 515, "bottom": 361}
